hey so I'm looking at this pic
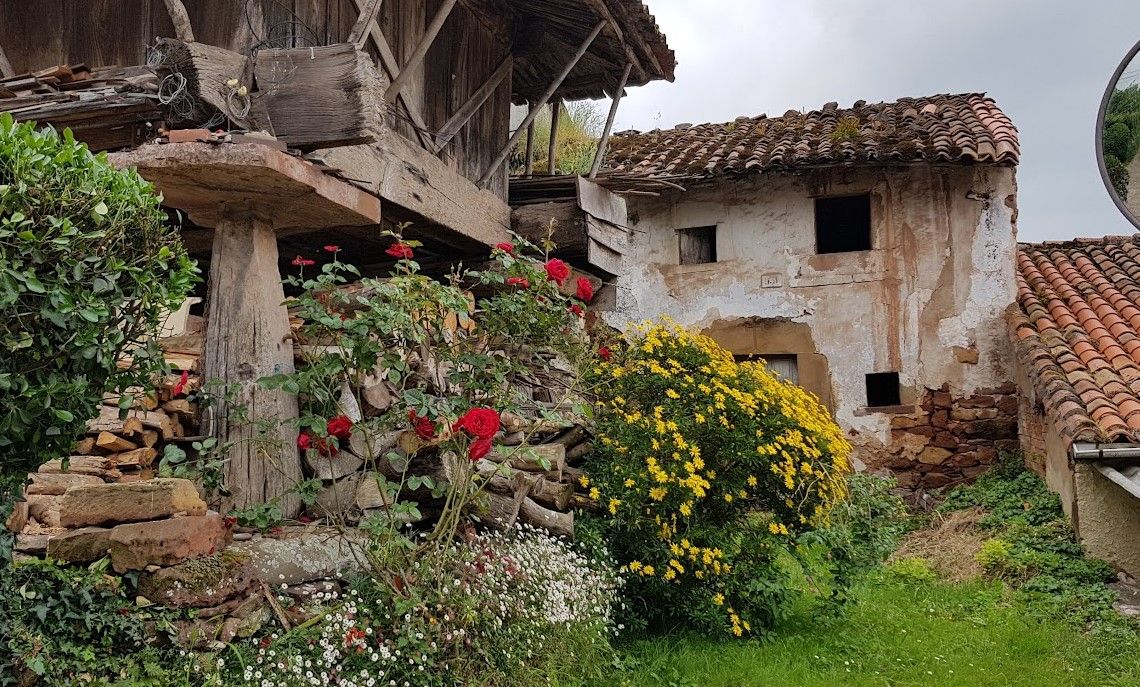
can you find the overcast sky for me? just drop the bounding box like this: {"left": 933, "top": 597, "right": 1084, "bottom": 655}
{"left": 608, "top": 0, "right": 1140, "bottom": 242}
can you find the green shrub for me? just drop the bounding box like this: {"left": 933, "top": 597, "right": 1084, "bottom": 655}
{"left": 884, "top": 556, "right": 935, "bottom": 583}
{"left": 581, "top": 320, "right": 851, "bottom": 636}
{"left": 939, "top": 453, "right": 1060, "bottom": 528}
{"left": 815, "top": 472, "right": 912, "bottom": 573}
{"left": 1103, "top": 121, "right": 1135, "bottom": 164}
{"left": 0, "top": 114, "right": 196, "bottom": 471}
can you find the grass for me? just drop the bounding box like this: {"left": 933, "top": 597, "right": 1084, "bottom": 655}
{"left": 606, "top": 574, "right": 1140, "bottom": 687}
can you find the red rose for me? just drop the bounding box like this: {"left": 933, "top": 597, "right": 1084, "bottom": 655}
{"left": 314, "top": 436, "right": 334, "bottom": 457}
{"left": 544, "top": 258, "right": 570, "bottom": 285}
{"left": 575, "top": 277, "right": 594, "bottom": 302}
{"left": 569, "top": 303, "right": 584, "bottom": 318}
{"left": 297, "top": 432, "right": 313, "bottom": 450}
{"left": 172, "top": 370, "right": 189, "bottom": 397}
{"left": 468, "top": 437, "right": 493, "bottom": 462}
{"left": 291, "top": 255, "right": 316, "bottom": 267}
{"left": 408, "top": 410, "right": 437, "bottom": 441}
{"left": 385, "top": 242, "right": 414, "bottom": 260}
{"left": 495, "top": 242, "right": 514, "bottom": 255}
{"left": 506, "top": 276, "right": 530, "bottom": 289}
{"left": 327, "top": 415, "right": 353, "bottom": 441}
{"left": 598, "top": 345, "right": 612, "bottom": 361}
{"left": 455, "top": 407, "right": 500, "bottom": 439}
{"left": 323, "top": 244, "right": 340, "bottom": 253}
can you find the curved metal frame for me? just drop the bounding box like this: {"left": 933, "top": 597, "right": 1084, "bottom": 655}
{"left": 1096, "top": 38, "right": 1140, "bottom": 231}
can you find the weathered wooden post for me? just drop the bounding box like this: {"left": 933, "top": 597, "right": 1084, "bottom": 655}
{"left": 110, "top": 142, "right": 382, "bottom": 516}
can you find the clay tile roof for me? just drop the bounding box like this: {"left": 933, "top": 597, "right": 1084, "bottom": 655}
{"left": 1011, "top": 234, "right": 1140, "bottom": 445}
{"left": 604, "top": 93, "right": 1019, "bottom": 179}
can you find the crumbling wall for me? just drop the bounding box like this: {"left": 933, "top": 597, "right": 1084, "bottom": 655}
{"left": 607, "top": 164, "right": 1019, "bottom": 486}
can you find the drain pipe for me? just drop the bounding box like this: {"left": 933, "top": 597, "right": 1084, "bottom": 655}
{"left": 1070, "top": 442, "right": 1140, "bottom": 500}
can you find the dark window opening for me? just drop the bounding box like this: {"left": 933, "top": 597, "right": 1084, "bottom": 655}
{"left": 736, "top": 353, "right": 799, "bottom": 384}
{"left": 815, "top": 194, "right": 872, "bottom": 254}
{"left": 679, "top": 226, "right": 717, "bottom": 265}
{"left": 865, "top": 372, "right": 901, "bottom": 407}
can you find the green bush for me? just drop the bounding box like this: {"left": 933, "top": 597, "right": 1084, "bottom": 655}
{"left": 0, "top": 114, "right": 196, "bottom": 471}
{"left": 1103, "top": 121, "right": 1135, "bottom": 164}
{"left": 1106, "top": 154, "right": 1130, "bottom": 200}
{"left": 815, "top": 472, "right": 912, "bottom": 574}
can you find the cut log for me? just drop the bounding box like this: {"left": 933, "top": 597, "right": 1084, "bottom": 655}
{"left": 73, "top": 437, "right": 96, "bottom": 455}
{"left": 87, "top": 406, "right": 175, "bottom": 440}
{"left": 550, "top": 425, "right": 588, "bottom": 447}
{"left": 566, "top": 441, "right": 592, "bottom": 461}
{"left": 519, "top": 497, "right": 572, "bottom": 537}
{"left": 304, "top": 449, "right": 364, "bottom": 481}
{"left": 522, "top": 475, "right": 574, "bottom": 511}
{"left": 360, "top": 374, "right": 393, "bottom": 413}
{"left": 103, "top": 387, "right": 159, "bottom": 411}
{"left": 249, "top": 44, "right": 386, "bottom": 151}
{"left": 162, "top": 399, "right": 198, "bottom": 419}
{"left": 139, "top": 430, "right": 160, "bottom": 448}
{"left": 96, "top": 432, "right": 138, "bottom": 453}
{"left": 488, "top": 444, "right": 565, "bottom": 480}
{"left": 111, "top": 447, "right": 158, "bottom": 469}
{"left": 347, "top": 428, "right": 401, "bottom": 462}
{"left": 152, "top": 38, "right": 251, "bottom": 128}
{"left": 39, "top": 457, "right": 122, "bottom": 480}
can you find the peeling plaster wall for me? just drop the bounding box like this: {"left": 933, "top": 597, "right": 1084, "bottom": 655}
{"left": 607, "top": 165, "right": 1018, "bottom": 470}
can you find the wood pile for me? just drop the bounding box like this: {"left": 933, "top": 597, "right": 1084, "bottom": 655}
{"left": 0, "top": 63, "right": 162, "bottom": 151}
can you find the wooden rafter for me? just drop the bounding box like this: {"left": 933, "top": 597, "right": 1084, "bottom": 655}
{"left": 582, "top": 0, "right": 646, "bottom": 81}
{"left": 604, "top": 0, "right": 664, "bottom": 77}
{"left": 547, "top": 99, "right": 561, "bottom": 175}
{"left": 432, "top": 54, "right": 512, "bottom": 153}
{"left": 384, "top": 0, "right": 459, "bottom": 104}
{"left": 478, "top": 20, "right": 606, "bottom": 187}
{"left": 589, "top": 62, "right": 632, "bottom": 178}
{"left": 162, "top": 0, "right": 195, "bottom": 43}
{"left": 348, "top": 0, "right": 384, "bottom": 48}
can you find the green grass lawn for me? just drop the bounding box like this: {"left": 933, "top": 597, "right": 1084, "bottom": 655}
{"left": 605, "top": 575, "right": 1140, "bottom": 687}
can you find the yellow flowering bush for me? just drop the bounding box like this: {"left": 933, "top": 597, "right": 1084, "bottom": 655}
{"left": 581, "top": 319, "right": 851, "bottom": 636}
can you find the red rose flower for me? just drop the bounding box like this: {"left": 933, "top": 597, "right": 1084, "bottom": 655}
{"left": 575, "top": 277, "right": 594, "bottom": 302}
{"left": 323, "top": 244, "right": 340, "bottom": 253}
{"left": 544, "top": 258, "right": 570, "bottom": 285}
{"left": 468, "top": 437, "right": 493, "bottom": 462}
{"left": 597, "top": 345, "right": 612, "bottom": 361}
{"left": 172, "top": 370, "right": 189, "bottom": 397}
{"left": 495, "top": 242, "right": 514, "bottom": 254}
{"left": 314, "top": 436, "right": 334, "bottom": 456}
{"left": 455, "top": 407, "right": 500, "bottom": 439}
{"left": 291, "top": 255, "right": 316, "bottom": 267}
{"left": 506, "top": 276, "right": 530, "bottom": 289}
{"left": 569, "top": 303, "right": 584, "bottom": 318}
{"left": 408, "top": 410, "right": 437, "bottom": 441}
{"left": 326, "top": 415, "right": 353, "bottom": 441}
{"left": 385, "top": 242, "right": 414, "bottom": 260}
{"left": 297, "top": 432, "right": 313, "bottom": 450}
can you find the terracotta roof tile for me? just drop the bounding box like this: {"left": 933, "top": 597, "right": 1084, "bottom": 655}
{"left": 1011, "top": 234, "right": 1140, "bottom": 444}
{"left": 604, "top": 93, "right": 1019, "bottom": 179}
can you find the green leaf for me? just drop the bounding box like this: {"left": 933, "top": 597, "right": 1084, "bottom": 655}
{"left": 93, "top": 201, "right": 108, "bottom": 216}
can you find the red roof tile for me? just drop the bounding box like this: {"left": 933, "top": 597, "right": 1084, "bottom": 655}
{"left": 604, "top": 93, "right": 1019, "bottom": 179}
{"left": 1011, "top": 235, "right": 1140, "bottom": 445}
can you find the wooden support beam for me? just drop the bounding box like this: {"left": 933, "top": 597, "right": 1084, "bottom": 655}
{"left": 523, "top": 119, "right": 535, "bottom": 176}
{"left": 348, "top": 0, "right": 384, "bottom": 48}
{"left": 590, "top": 62, "right": 632, "bottom": 178}
{"left": 162, "top": 0, "right": 195, "bottom": 43}
{"left": 547, "top": 99, "right": 561, "bottom": 175}
{"left": 0, "top": 43, "right": 13, "bottom": 79}
{"left": 582, "top": 0, "right": 646, "bottom": 81}
{"left": 384, "top": 0, "right": 459, "bottom": 105}
{"left": 605, "top": 0, "right": 665, "bottom": 77}
{"left": 478, "top": 20, "right": 606, "bottom": 187}
{"left": 432, "top": 55, "right": 512, "bottom": 153}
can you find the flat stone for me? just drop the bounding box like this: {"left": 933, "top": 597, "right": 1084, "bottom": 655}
{"left": 46, "top": 527, "right": 113, "bottom": 564}
{"left": 60, "top": 478, "right": 205, "bottom": 527}
{"left": 931, "top": 391, "right": 953, "bottom": 408}
{"left": 15, "top": 533, "right": 51, "bottom": 554}
{"left": 304, "top": 449, "right": 363, "bottom": 481}
{"left": 108, "top": 511, "right": 230, "bottom": 573}
{"left": 26, "top": 472, "right": 104, "bottom": 495}
{"left": 26, "top": 494, "right": 62, "bottom": 528}
{"left": 228, "top": 527, "right": 366, "bottom": 586}
{"left": 137, "top": 551, "right": 260, "bottom": 607}
{"left": 5, "top": 500, "right": 28, "bottom": 533}
{"left": 918, "top": 446, "right": 953, "bottom": 465}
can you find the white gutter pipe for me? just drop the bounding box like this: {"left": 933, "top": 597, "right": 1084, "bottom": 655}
{"left": 1069, "top": 443, "right": 1140, "bottom": 500}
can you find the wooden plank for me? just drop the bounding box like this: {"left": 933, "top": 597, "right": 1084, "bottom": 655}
{"left": 523, "top": 119, "right": 535, "bottom": 176}
{"left": 383, "top": 0, "right": 458, "bottom": 104}
{"left": 577, "top": 176, "right": 628, "bottom": 227}
{"left": 152, "top": 38, "right": 251, "bottom": 127}
{"left": 348, "top": 0, "right": 385, "bottom": 47}
{"left": 582, "top": 0, "right": 646, "bottom": 81}
{"left": 590, "top": 62, "right": 632, "bottom": 178}
{"left": 162, "top": 0, "right": 195, "bottom": 42}
{"left": 431, "top": 53, "right": 511, "bottom": 152}
{"left": 604, "top": 0, "right": 665, "bottom": 77}
{"left": 478, "top": 20, "right": 606, "bottom": 187}
{"left": 547, "top": 99, "right": 561, "bottom": 175}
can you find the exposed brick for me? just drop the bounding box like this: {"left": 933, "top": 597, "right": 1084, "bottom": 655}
{"left": 931, "top": 410, "right": 949, "bottom": 428}
{"left": 996, "top": 396, "right": 1019, "bottom": 414}
{"left": 932, "top": 432, "right": 959, "bottom": 450}
{"left": 958, "top": 395, "right": 996, "bottom": 409}
{"left": 931, "top": 391, "right": 953, "bottom": 408}
{"left": 918, "top": 446, "right": 953, "bottom": 465}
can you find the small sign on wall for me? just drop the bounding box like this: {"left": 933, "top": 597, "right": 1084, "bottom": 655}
{"left": 761, "top": 273, "right": 783, "bottom": 288}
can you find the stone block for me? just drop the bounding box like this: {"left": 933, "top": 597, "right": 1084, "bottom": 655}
{"left": 922, "top": 472, "right": 954, "bottom": 488}
{"left": 26, "top": 494, "right": 61, "bottom": 527}
{"left": 138, "top": 552, "right": 260, "bottom": 607}
{"left": 958, "top": 395, "right": 996, "bottom": 409}
{"left": 60, "top": 478, "right": 205, "bottom": 527}
{"left": 962, "top": 465, "right": 991, "bottom": 480}
{"left": 950, "top": 452, "right": 980, "bottom": 468}
{"left": 995, "top": 439, "right": 1021, "bottom": 452}
{"left": 46, "top": 527, "right": 113, "bottom": 564}
{"left": 918, "top": 446, "right": 953, "bottom": 465}
{"left": 930, "top": 410, "right": 949, "bottom": 428}
{"left": 26, "top": 472, "right": 104, "bottom": 495}
{"left": 229, "top": 528, "right": 366, "bottom": 585}
{"left": 890, "top": 415, "right": 923, "bottom": 430}
{"left": 996, "top": 396, "right": 1019, "bottom": 415}
{"left": 108, "top": 511, "right": 230, "bottom": 573}
{"left": 931, "top": 432, "right": 959, "bottom": 450}
{"left": 977, "top": 446, "right": 999, "bottom": 463}
{"left": 965, "top": 419, "right": 1018, "bottom": 440}
{"left": 6, "top": 500, "right": 28, "bottom": 533}
{"left": 931, "top": 391, "right": 953, "bottom": 408}
{"left": 16, "top": 534, "right": 51, "bottom": 554}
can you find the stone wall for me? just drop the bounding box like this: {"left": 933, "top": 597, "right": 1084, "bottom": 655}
{"left": 877, "top": 383, "right": 1019, "bottom": 489}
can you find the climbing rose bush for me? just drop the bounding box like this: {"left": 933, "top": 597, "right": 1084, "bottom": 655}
{"left": 582, "top": 319, "right": 851, "bottom": 636}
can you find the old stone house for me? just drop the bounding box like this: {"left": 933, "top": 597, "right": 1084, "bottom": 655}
{"left": 1012, "top": 235, "right": 1140, "bottom": 575}
{"left": 589, "top": 94, "right": 1022, "bottom": 488}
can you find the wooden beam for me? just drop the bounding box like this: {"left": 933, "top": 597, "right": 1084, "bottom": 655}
{"left": 348, "top": 0, "right": 384, "bottom": 48}
{"left": 478, "top": 20, "right": 606, "bottom": 187}
{"left": 0, "top": 43, "right": 13, "bottom": 79}
{"left": 348, "top": 0, "right": 434, "bottom": 149}
{"left": 523, "top": 119, "right": 535, "bottom": 176}
{"left": 547, "top": 99, "right": 561, "bottom": 175}
{"left": 582, "top": 0, "right": 646, "bottom": 81}
{"left": 384, "top": 0, "right": 459, "bottom": 105}
{"left": 432, "top": 55, "right": 512, "bottom": 153}
{"left": 162, "top": 0, "right": 195, "bottom": 43}
{"left": 590, "top": 62, "right": 632, "bottom": 178}
{"left": 605, "top": 0, "right": 664, "bottom": 77}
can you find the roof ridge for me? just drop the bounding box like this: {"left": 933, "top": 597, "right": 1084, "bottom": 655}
{"left": 1018, "top": 233, "right": 1140, "bottom": 251}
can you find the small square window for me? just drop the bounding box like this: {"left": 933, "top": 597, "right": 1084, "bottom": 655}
{"left": 865, "top": 372, "right": 901, "bottom": 407}
{"left": 678, "top": 226, "right": 717, "bottom": 265}
{"left": 815, "top": 194, "right": 871, "bottom": 254}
